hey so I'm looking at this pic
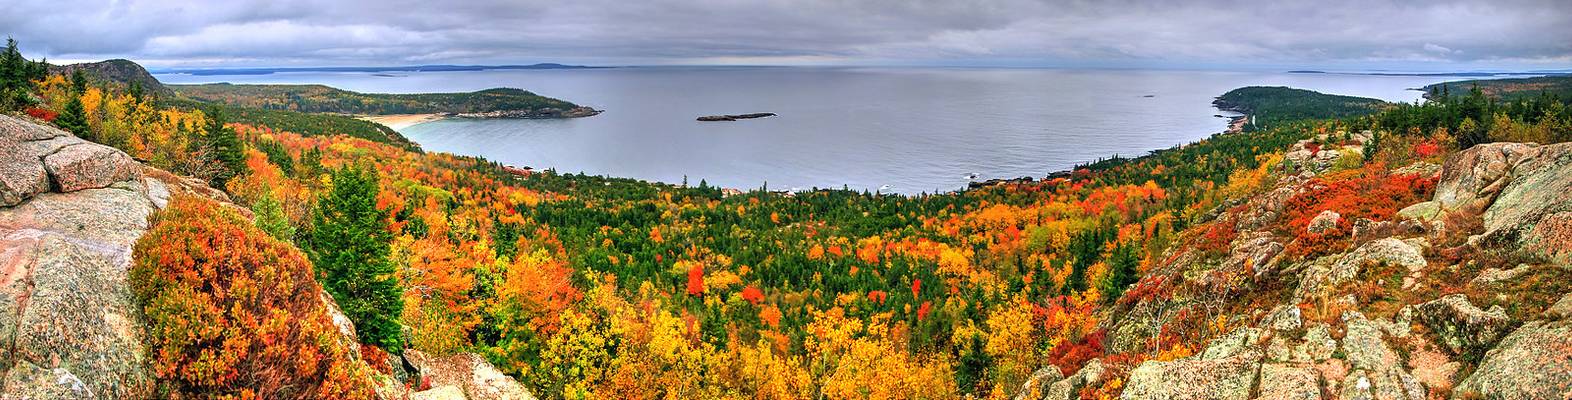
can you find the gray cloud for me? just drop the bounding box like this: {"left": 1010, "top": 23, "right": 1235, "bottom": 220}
{"left": 3, "top": 0, "right": 1569, "bottom": 69}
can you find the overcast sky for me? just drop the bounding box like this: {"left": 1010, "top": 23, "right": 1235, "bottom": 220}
{"left": 4, "top": 0, "right": 1570, "bottom": 71}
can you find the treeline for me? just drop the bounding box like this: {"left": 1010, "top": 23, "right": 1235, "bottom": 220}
{"left": 1425, "top": 75, "right": 1572, "bottom": 102}
{"left": 1370, "top": 84, "right": 1571, "bottom": 149}
{"left": 162, "top": 97, "right": 422, "bottom": 152}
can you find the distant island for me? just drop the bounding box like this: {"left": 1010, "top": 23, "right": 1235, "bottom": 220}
{"left": 168, "top": 83, "right": 600, "bottom": 121}
{"left": 152, "top": 63, "right": 606, "bottom": 76}
{"left": 697, "top": 112, "right": 776, "bottom": 121}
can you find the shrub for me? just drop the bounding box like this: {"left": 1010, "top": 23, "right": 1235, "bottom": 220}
{"left": 130, "top": 195, "right": 374, "bottom": 399}
{"left": 1279, "top": 165, "right": 1437, "bottom": 259}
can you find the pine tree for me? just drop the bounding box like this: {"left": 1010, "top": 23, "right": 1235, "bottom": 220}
{"left": 70, "top": 69, "right": 87, "bottom": 94}
{"left": 252, "top": 193, "right": 295, "bottom": 241}
{"left": 204, "top": 106, "right": 247, "bottom": 187}
{"left": 128, "top": 81, "right": 145, "bottom": 102}
{"left": 304, "top": 166, "right": 404, "bottom": 350}
{"left": 1, "top": 37, "right": 45, "bottom": 110}
{"left": 56, "top": 95, "right": 90, "bottom": 138}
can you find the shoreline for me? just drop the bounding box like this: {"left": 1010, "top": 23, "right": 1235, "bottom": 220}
{"left": 360, "top": 113, "right": 445, "bottom": 130}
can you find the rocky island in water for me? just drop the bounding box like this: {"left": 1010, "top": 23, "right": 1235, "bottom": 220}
{"left": 697, "top": 112, "right": 777, "bottom": 121}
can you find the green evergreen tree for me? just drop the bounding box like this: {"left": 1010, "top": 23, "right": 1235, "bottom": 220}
{"left": 56, "top": 95, "right": 90, "bottom": 138}
{"left": 1, "top": 37, "right": 46, "bottom": 110}
{"left": 70, "top": 69, "right": 87, "bottom": 94}
{"left": 204, "top": 106, "right": 248, "bottom": 187}
{"left": 252, "top": 193, "right": 295, "bottom": 241}
{"left": 1098, "top": 243, "right": 1141, "bottom": 303}
{"left": 128, "top": 81, "right": 145, "bottom": 102}
{"left": 304, "top": 166, "right": 404, "bottom": 350}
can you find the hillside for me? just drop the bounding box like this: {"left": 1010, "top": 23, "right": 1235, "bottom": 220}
{"left": 1214, "top": 86, "right": 1389, "bottom": 129}
{"left": 1424, "top": 75, "right": 1572, "bottom": 102}
{"left": 169, "top": 83, "right": 599, "bottom": 117}
{"left": 47, "top": 59, "right": 172, "bottom": 98}
{"left": 4, "top": 44, "right": 1572, "bottom": 399}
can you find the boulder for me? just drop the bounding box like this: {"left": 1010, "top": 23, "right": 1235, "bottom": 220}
{"left": 1412, "top": 295, "right": 1512, "bottom": 356}
{"left": 42, "top": 142, "right": 141, "bottom": 192}
{"left": 1264, "top": 305, "right": 1303, "bottom": 332}
{"left": 1257, "top": 363, "right": 1321, "bottom": 400}
{"left": 413, "top": 385, "right": 469, "bottom": 400}
{"left": 1340, "top": 312, "right": 1426, "bottom": 400}
{"left": 1481, "top": 143, "right": 1572, "bottom": 264}
{"left": 1308, "top": 210, "right": 1342, "bottom": 234}
{"left": 1452, "top": 321, "right": 1572, "bottom": 399}
{"left": 1547, "top": 293, "right": 1572, "bottom": 319}
{"left": 1433, "top": 142, "right": 1539, "bottom": 215}
{"left": 1013, "top": 365, "right": 1063, "bottom": 400}
{"left": 404, "top": 350, "right": 537, "bottom": 400}
{"left": 0, "top": 115, "right": 73, "bottom": 207}
{"left": 1227, "top": 231, "right": 1284, "bottom": 276}
{"left": 0, "top": 360, "right": 94, "bottom": 399}
{"left": 1298, "top": 323, "right": 1338, "bottom": 362}
{"left": 1294, "top": 238, "right": 1427, "bottom": 301}
{"left": 1396, "top": 201, "right": 1440, "bottom": 222}
{"left": 1032, "top": 359, "right": 1104, "bottom": 400}
{"left": 1469, "top": 264, "right": 1533, "bottom": 287}
{"left": 0, "top": 139, "right": 49, "bottom": 208}
{"left": 1201, "top": 327, "right": 1263, "bottom": 360}
{"left": 1120, "top": 350, "right": 1261, "bottom": 400}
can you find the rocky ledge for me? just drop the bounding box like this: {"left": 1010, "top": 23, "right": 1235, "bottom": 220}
{"left": 1017, "top": 137, "right": 1572, "bottom": 400}
{"left": 0, "top": 114, "right": 536, "bottom": 399}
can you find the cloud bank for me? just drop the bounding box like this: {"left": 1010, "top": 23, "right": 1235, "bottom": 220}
{"left": 4, "top": 0, "right": 1569, "bottom": 69}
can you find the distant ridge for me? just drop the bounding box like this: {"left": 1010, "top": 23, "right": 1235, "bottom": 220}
{"left": 1288, "top": 69, "right": 1571, "bottom": 78}
{"left": 151, "top": 63, "right": 608, "bottom": 76}
{"left": 48, "top": 59, "right": 173, "bottom": 97}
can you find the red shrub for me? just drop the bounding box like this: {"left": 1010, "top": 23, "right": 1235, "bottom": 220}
{"left": 24, "top": 106, "right": 57, "bottom": 122}
{"left": 130, "top": 195, "right": 375, "bottom": 399}
{"left": 1279, "top": 164, "right": 1437, "bottom": 259}
{"left": 1044, "top": 329, "right": 1106, "bottom": 375}
{"left": 1413, "top": 140, "right": 1442, "bottom": 158}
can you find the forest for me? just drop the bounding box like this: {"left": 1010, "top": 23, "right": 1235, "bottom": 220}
{"left": 1424, "top": 75, "right": 1572, "bottom": 102}
{"left": 4, "top": 38, "right": 1571, "bottom": 399}
{"left": 1212, "top": 86, "right": 1389, "bottom": 129}
{"left": 169, "top": 83, "right": 584, "bottom": 115}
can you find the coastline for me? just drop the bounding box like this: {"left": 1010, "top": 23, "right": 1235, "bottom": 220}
{"left": 360, "top": 114, "right": 445, "bottom": 130}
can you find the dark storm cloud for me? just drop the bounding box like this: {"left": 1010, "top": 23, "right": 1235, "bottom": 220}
{"left": 4, "top": 0, "right": 1569, "bottom": 68}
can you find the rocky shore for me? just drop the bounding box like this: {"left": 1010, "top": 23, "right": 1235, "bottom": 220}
{"left": 454, "top": 105, "right": 601, "bottom": 119}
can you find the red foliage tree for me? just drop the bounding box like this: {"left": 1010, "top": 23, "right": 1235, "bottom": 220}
{"left": 686, "top": 262, "right": 705, "bottom": 296}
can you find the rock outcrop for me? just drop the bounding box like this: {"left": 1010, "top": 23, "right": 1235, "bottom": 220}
{"left": 1412, "top": 295, "right": 1513, "bottom": 356}
{"left": 0, "top": 114, "right": 162, "bottom": 397}
{"left": 404, "top": 350, "right": 537, "bottom": 400}
{"left": 1452, "top": 320, "right": 1572, "bottom": 399}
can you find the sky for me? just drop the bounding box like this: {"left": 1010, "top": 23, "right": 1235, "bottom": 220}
{"left": 4, "top": 0, "right": 1571, "bottom": 71}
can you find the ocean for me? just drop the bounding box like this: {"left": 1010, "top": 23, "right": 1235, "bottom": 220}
{"left": 157, "top": 67, "right": 1467, "bottom": 193}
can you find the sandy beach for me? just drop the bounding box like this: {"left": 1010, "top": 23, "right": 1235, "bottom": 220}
{"left": 360, "top": 114, "right": 444, "bottom": 130}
